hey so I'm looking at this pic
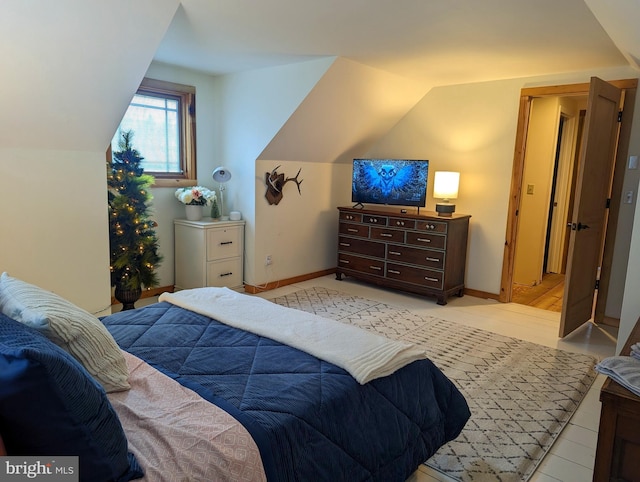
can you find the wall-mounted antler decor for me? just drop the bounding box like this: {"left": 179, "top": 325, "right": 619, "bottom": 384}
{"left": 265, "top": 165, "right": 303, "bottom": 205}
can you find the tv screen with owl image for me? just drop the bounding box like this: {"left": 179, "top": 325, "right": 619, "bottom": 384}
{"left": 351, "top": 159, "right": 429, "bottom": 207}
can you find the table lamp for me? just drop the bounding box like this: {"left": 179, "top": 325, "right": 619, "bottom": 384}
{"left": 212, "top": 167, "right": 232, "bottom": 220}
{"left": 434, "top": 171, "right": 460, "bottom": 217}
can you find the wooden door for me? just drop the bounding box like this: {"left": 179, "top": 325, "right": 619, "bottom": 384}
{"left": 559, "top": 77, "right": 621, "bottom": 337}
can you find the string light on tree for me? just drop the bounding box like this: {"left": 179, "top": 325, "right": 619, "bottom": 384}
{"left": 107, "top": 130, "right": 162, "bottom": 310}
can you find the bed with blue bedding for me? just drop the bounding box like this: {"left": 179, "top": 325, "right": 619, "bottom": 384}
{"left": 101, "top": 291, "right": 470, "bottom": 482}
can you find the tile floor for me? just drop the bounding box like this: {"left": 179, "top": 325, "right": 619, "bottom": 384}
{"left": 118, "top": 274, "right": 618, "bottom": 482}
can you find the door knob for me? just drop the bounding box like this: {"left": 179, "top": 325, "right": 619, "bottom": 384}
{"left": 567, "top": 222, "right": 590, "bottom": 231}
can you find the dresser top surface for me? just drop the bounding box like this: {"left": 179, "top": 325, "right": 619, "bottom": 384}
{"left": 174, "top": 218, "right": 246, "bottom": 228}
{"left": 338, "top": 206, "right": 470, "bottom": 221}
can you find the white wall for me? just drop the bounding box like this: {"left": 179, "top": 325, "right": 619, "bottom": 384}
{"left": 0, "top": 0, "right": 179, "bottom": 151}
{"left": 217, "top": 58, "right": 335, "bottom": 285}
{"left": 369, "top": 78, "right": 523, "bottom": 294}
{"left": 619, "top": 187, "right": 640, "bottom": 351}
{"left": 254, "top": 160, "right": 351, "bottom": 285}
{"left": 214, "top": 57, "right": 425, "bottom": 286}
{"left": 370, "top": 67, "right": 640, "bottom": 307}
{"left": 0, "top": 1, "right": 178, "bottom": 315}
{"left": 0, "top": 148, "right": 112, "bottom": 315}
{"left": 514, "top": 97, "right": 559, "bottom": 286}
{"left": 617, "top": 75, "right": 640, "bottom": 351}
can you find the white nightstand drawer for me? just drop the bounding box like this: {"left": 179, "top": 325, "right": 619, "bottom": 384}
{"left": 206, "top": 258, "right": 242, "bottom": 288}
{"left": 206, "top": 226, "right": 242, "bottom": 261}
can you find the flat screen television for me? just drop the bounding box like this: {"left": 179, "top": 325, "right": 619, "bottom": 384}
{"left": 351, "top": 158, "right": 429, "bottom": 208}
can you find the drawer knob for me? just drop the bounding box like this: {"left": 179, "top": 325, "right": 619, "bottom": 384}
{"left": 220, "top": 272, "right": 233, "bottom": 277}
{"left": 416, "top": 238, "right": 431, "bottom": 243}
{"left": 389, "top": 251, "right": 401, "bottom": 256}
{"left": 339, "top": 242, "right": 351, "bottom": 247}
{"left": 220, "top": 241, "right": 233, "bottom": 245}
{"left": 380, "top": 233, "right": 392, "bottom": 237}
{"left": 347, "top": 228, "right": 358, "bottom": 232}
{"left": 388, "top": 269, "right": 400, "bottom": 274}
{"left": 369, "top": 266, "right": 382, "bottom": 270}
{"left": 425, "top": 257, "right": 440, "bottom": 262}
{"left": 424, "top": 276, "right": 439, "bottom": 282}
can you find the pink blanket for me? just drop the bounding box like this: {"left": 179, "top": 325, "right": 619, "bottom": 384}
{"left": 108, "top": 351, "right": 266, "bottom": 482}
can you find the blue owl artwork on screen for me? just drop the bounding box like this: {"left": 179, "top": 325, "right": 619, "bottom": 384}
{"left": 352, "top": 159, "right": 429, "bottom": 207}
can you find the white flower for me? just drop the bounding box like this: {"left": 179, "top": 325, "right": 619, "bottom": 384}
{"left": 175, "top": 186, "right": 216, "bottom": 206}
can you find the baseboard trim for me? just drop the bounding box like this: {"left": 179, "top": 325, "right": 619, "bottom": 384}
{"left": 110, "top": 285, "right": 174, "bottom": 306}
{"left": 113, "top": 280, "right": 499, "bottom": 304}
{"left": 244, "top": 269, "right": 336, "bottom": 294}
{"left": 464, "top": 288, "right": 501, "bottom": 301}
{"left": 599, "top": 316, "right": 620, "bottom": 328}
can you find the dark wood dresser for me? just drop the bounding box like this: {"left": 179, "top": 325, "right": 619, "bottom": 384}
{"left": 335, "top": 206, "right": 470, "bottom": 305}
{"left": 593, "top": 317, "right": 640, "bottom": 482}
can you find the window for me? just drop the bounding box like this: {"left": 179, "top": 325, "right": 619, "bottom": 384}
{"left": 110, "top": 78, "right": 196, "bottom": 187}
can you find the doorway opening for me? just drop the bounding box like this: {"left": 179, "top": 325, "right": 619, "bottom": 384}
{"left": 510, "top": 96, "right": 586, "bottom": 313}
{"left": 500, "top": 78, "right": 637, "bottom": 337}
{"left": 511, "top": 103, "right": 587, "bottom": 312}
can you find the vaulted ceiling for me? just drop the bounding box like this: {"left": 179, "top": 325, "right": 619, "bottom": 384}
{"left": 2, "top": 0, "right": 638, "bottom": 155}
{"left": 154, "top": 0, "right": 638, "bottom": 86}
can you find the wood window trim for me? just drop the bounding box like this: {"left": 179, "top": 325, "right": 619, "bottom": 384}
{"left": 109, "top": 78, "right": 197, "bottom": 188}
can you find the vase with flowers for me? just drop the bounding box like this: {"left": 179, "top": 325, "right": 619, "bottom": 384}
{"left": 175, "top": 186, "right": 216, "bottom": 221}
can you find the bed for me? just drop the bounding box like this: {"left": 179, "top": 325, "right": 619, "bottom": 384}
{"left": 0, "top": 273, "right": 470, "bottom": 482}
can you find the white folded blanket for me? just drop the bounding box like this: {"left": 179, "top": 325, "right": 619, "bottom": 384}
{"left": 159, "top": 288, "right": 427, "bottom": 384}
{"left": 631, "top": 342, "right": 640, "bottom": 361}
{"left": 595, "top": 356, "right": 640, "bottom": 397}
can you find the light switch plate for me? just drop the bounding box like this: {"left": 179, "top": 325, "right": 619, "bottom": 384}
{"left": 629, "top": 155, "right": 638, "bottom": 169}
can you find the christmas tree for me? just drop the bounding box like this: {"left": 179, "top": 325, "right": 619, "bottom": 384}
{"left": 107, "top": 131, "right": 162, "bottom": 297}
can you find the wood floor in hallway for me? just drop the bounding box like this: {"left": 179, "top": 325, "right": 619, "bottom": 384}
{"left": 512, "top": 273, "right": 565, "bottom": 312}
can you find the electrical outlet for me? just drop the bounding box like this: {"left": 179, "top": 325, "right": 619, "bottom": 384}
{"left": 265, "top": 255, "right": 273, "bottom": 266}
{"left": 625, "top": 191, "right": 634, "bottom": 204}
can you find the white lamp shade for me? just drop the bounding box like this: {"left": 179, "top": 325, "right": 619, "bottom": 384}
{"left": 212, "top": 166, "right": 232, "bottom": 183}
{"left": 433, "top": 171, "right": 460, "bottom": 200}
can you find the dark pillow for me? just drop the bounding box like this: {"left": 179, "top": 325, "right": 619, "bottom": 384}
{"left": 0, "top": 313, "right": 143, "bottom": 482}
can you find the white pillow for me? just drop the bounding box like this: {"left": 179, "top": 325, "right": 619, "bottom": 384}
{"left": 0, "top": 272, "right": 130, "bottom": 392}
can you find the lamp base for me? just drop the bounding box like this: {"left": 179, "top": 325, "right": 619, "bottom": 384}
{"left": 435, "top": 203, "right": 456, "bottom": 217}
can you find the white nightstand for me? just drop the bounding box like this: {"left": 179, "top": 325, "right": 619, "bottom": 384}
{"left": 174, "top": 218, "right": 245, "bottom": 290}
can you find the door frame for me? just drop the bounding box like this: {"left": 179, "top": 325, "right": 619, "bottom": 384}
{"left": 500, "top": 79, "right": 637, "bottom": 326}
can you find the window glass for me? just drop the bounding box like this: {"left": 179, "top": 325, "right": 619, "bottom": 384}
{"left": 110, "top": 78, "right": 196, "bottom": 186}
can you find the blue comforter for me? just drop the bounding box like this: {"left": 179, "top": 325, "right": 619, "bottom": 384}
{"left": 102, "top": 302, "right": 469, "bottom": 482}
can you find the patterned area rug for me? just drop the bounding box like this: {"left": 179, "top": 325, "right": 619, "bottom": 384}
{"left": 270, "top": 287, "right": 598, "bottom": 482}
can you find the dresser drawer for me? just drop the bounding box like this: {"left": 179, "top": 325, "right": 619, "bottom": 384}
{"left": 363, "top": 215, "right": 387, "bottom": 226}
{"left": 386, "top": 244, "right": 445, "bottom": 270}
{"left": 207, "top": 226, "right": 242, "bottom": 261}
{"left": 338, "top": 253, "right": 385, "bottom": 276}
{"left": 206, "top": 258, "right": 242, "bottom": 288}
{"left": 338, "top": 236, "right": 385, "bottom": 258}
{"left": 406, "top": 231, "right": 446, "bottom": 250}
{"left": 340, "top": 211, "right": 362, "bottom": 222}
{"left": 339, "top": 222, "right": 369, "bottom": 237}
{"left": 336, "top": 207, "right": 469, "bottom": 306}
{"left": 415, "top": 220, "right": 447, "bottom": 233}
{"left": 386, "top": 263, "right": 443, "bottom": 289}
{"left": 389, "top": 217, "right": 416, "bottom": 229}
{"left": 370, "top": 227, "right": 405, "bottom": 243}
